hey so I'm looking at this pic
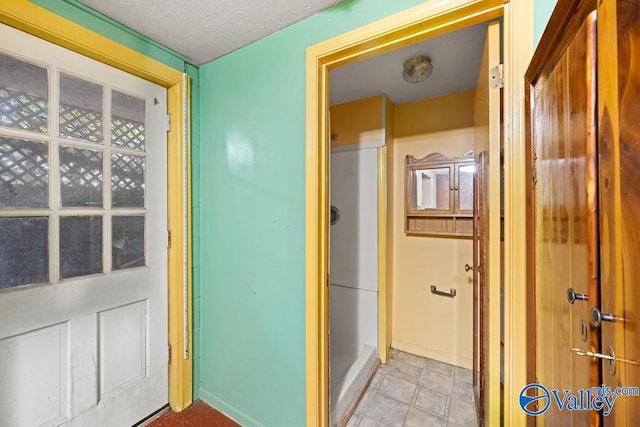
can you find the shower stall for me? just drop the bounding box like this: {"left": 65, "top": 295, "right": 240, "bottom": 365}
{"left": 329, "top": 145, "right": 379, "bottom": 425}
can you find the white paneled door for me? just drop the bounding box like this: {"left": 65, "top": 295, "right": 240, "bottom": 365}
{"left": 0, "top": 24, "right": 168, "bottom": 426}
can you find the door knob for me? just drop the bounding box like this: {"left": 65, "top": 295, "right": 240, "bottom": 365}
{"left": 567, "top": 288, "right": 589, "bottom": 304}
{"left": 465, "top": 263, "right": 474, "bottom": 272}
{"left": 591, "top": 306, "right": 616, "bottom": 327}
{"left": 571, "top": 346, "right": 640, "bottom": 375}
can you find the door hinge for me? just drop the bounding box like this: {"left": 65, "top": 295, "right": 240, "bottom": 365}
{"left": 532, "top": 154, "right": 538, "bottom": 186}
{"left": 166, "top": 113, "right": 171, "bottom": 132}
{"left": 167, "top": 229, "right": 171, "bottom": 248}
{"left": 168, "top": 344, "right": 172, "bottom": 365}
{"left": 490, "top": 64, "right": 504, "bottom": 89}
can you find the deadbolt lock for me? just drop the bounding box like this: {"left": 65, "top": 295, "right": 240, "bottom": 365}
{"left": 591, "top": 306, "right": 616, "bottom": 327}
{"left": 567, "top": 288, "right": 589, "bottom": 304}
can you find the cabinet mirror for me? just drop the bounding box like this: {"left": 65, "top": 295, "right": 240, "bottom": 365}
{"left": 457, "top": 164, "right": 475, "bottom": 212}
{"left": 410, "top": 167, "right": 451, "bottom": 211}
{"left": 404, "top": 150, "right": 475, "bottom": 237}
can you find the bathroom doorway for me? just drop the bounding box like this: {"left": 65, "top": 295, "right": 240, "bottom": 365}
{"left": 326, "top": 17, "right": 503, "bottom": 426}
{"left": 303, "top": 1, "right": 527, "bottom": 425}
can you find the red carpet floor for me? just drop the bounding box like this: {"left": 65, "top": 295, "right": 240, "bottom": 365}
{"left": 147, "top": 400, "right": 239, "bottom": 427}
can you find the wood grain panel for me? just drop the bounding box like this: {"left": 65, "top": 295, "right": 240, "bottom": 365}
{"left": 533, "top": 47, "right": 572, "bottom": 425}
{"left": 566, "top": 14, "right": 599, "bottom": 427}
{"left": 615, "top": 0, "right": 640, "bottom": 422}
{"left": 599, "top": 0, "right": 640, "bottom": 425}
{"left": 528, "top": 5, "right": 599, "bottom": 425}
{"left": 473, "top": 151, "right": 489, "bottom": 423}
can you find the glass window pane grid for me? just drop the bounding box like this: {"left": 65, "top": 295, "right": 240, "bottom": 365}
{"left": 59, "top": 145, "right": 103, "bottom": 207}
{"left": 0, "top": 216, "right": 49, "bottom": 289}
{"left": 0, "top": 136, "right": 49, "bottom": 208}
{"left": 0, "top": 87, "right": 49, "bottom": 133}
{"left": 60, "top": 215, "right": 103, "bottom": 279}
{"left": 112, "top": 215, "right": 145, "bottom": 270}
{"left": 0, "top": 53, "right": 49, "bottom": 134}
{"left": 59, "top": 73, "right": 104, "bottom": 144}
{"left": 111, "top": 153, "right": 145, "bottom": 208}
{"left": 111, "top": 89, "right": 146, "bottom": 152}
{"left": 0, "top": 67, "right": 150, "bottom": 290}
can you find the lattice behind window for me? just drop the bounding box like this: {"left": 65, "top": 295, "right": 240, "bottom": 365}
{"left": 1, "top": 87, "right": 145, "bottom": 148}
{"left": 0, "top": 88, "right": 48, "bottom": 133}
{"left": 59, "top": 104, "right": 103, "bottom": 142}
{"left": 0, "top": 138, "right": 48, "bottom": 207}
{"left": 112, "top": 118, "right": 145, "bottom": 151}
{"left": 1, "top": 87, "right": 146, "bottom": 207}
{"left": 111, "top": 153, "right": 144, "bottom": 207}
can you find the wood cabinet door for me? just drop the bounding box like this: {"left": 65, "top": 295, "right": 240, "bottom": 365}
{"left": 598, "top": 0, "right": 640, "bottom": 425}
{"left": 526, "top": 3, "right": 599, "bottom": 425}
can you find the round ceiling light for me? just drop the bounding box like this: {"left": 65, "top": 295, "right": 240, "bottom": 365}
{"left": 402, "top": 56, "right": 433, "bottom": 84}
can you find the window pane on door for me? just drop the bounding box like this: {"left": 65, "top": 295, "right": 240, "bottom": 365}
{"left": 0, "top": 137, "right": 48, "bottom": 208}
{"left": 59, "top": 146, "right": 103, "bottom": 207}
{"left": 0, "top": 52, "right": 48, "bottom": 133}
{"left": 60, "top": 216, "right": 102, "bottom": 279}
{"left": 112, "top": 90, "right": 145, "bottom": 151}
{"left": 59, "top": 73, "right": 103, "bottom": 143}
{"left": 111, "top": 154, "right": 144, "bottom": 207}
{"left": 0, "top": 217, "right": 48, "bottom": 288}
{"left": 112, "top": 216, "right": 144, "bottom": 270}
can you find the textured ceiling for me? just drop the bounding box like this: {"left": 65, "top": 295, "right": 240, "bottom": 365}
{"left": 330, "top": 22, "right": 489, "bottom": 106}
{"left": 77, "top": 0, "right": 338, "bottom": 64}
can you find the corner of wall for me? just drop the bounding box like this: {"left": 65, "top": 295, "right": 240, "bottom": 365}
{"left": 186, "top": 64, "right": 202, "bottom": 397}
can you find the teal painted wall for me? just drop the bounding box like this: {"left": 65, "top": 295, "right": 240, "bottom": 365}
{"left": 534, "top": 0, "right": 558, "bottom": 45}
{"left": 197, "top": 0, "right": 428, "bottom": 426}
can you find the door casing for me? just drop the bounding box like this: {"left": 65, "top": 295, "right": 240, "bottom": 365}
{"left": 0, "top": 1, "right": 193, "bottom": 412}
{"left": 305, "top": 0, "right": 534, "bottom": 426}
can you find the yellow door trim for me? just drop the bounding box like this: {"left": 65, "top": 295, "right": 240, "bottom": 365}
{"left": 305, "top": 0, "right": 532, "bottom": 425}
{"left": 502, "top": 1, "right": 534, "bottom": 426}
{"left": 0, "top": 0, "right": 193, "bottom": 412}
{"left": 377, "top": 146, "right": 388, "bottom": 363}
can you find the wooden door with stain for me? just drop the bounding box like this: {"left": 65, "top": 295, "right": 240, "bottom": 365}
{"left": 526, "top": 2, "right": 600, "bottom": 425}
{"left": 473, "top": 151, "right": 488, "bottom": 423}
{"left": 472, "top": 20, "right": 501, "bottom": 425}
{"left": 597, "top": 0, "right": 640, "bottom": 425}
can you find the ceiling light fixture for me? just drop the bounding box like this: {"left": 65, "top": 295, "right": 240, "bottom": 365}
{"left": 402, "top": 55, "right": 433, "bottom": 84}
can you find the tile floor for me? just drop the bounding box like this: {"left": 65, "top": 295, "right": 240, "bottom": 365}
{"left": 345, "top": 349, "right": 477, "bottom": 427}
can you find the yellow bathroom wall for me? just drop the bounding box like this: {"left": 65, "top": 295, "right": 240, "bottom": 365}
{"left": 394, "top": 88, "right": 476, "bottom": 137}
{"left": 330, "top": 95, "right": 385, "bottom": 147}
{"left": 391, "top": 91, "right": 475, "bottom": 368}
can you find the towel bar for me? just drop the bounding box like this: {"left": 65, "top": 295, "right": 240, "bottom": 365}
{"left": 430, "top": 285, "right": 456, "bottom": 298}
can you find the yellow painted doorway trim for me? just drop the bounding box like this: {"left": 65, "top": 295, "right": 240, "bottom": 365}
{"left": 305, "top": 0, "right": 533, "bottom": 425}
{"left": 0, "top": 0, "right": 193, "bottom": 412}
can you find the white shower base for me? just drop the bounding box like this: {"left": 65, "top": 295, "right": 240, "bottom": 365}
{"left": 330, "top": 344, "right": 377, "bottom": 426}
